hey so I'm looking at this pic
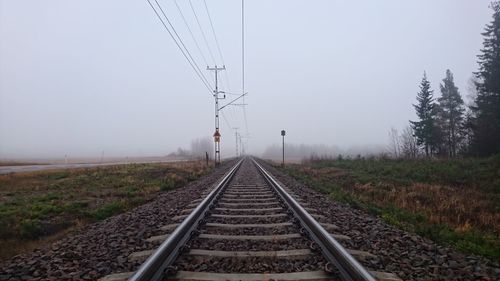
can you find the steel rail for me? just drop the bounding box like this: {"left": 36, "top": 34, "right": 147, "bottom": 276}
{"left": 252, "top": 158, "right": 376, "bottom": 281}
{"left": 129, "top": 158, "right": 244, "bottom": 281}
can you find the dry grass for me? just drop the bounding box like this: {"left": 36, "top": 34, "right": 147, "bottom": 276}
{"left": 345, "top": 181, "right": 499, "bottom": 234}
{"left": 0, "top": 161, "right": 210, "bottom": 261}
{"left": 281, "top": 157, "right": 500, "bottom": 259}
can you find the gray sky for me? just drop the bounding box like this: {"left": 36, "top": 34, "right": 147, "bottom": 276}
{"left": 0, "top": 0, "right": 493, "bottom": 158}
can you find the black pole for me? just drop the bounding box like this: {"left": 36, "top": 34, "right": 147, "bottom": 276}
{"left": 281, "top": 130, "right": 286, "bottom": 166}
{"left": 282, "top": 135, "right": 284, "bottom": 166}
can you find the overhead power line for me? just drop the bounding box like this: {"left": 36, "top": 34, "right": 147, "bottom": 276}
{"left": 173, "top": 0, "right": 210, "bottom": 67}
{"left": 153, "top": 0, "right": 212, "bottom": 90}
{"left": 203, "top": 0, "right": 232, "bottom": 92}
{"left": 242, "top": 0, "right": 249, "bottom": 136}
{"left": 221, "top": 111, "right": 234, "bottom": 133}
{"left": 146, "top": 0, "right": 212, "bottom": 94}
{"left": 204, "top": 0, "right": 225, "bottom": 66}
{"left": 188, "top": 0, "right": 217, "bottom": 66}
{"left": 242, "top": 0, "right": 245, "bottom": 95}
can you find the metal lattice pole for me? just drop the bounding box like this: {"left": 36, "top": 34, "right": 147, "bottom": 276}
{"left": 207, "top": 65, "right": 226, "bottom": 165}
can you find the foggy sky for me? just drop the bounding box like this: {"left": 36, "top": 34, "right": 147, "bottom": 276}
{"left": 0, "top": 0, "right": 492, "bottom": 159}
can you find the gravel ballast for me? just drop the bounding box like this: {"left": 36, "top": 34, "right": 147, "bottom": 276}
{"left": 172, "top": 159, "right": 329, "bottom": 274}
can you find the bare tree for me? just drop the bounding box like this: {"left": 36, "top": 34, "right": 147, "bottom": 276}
{"left": 190, "top": 137, "right": 213, "bottom": 159}
{"left": 400, "top": 126, "right": 420, "bottom": 158}
{"left": 387, "top": 127, "right": 401, "bottom": 158}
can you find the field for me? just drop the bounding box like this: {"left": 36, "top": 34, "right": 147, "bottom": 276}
{"left": 0, "top": 162, "right": 44, "bottom": 167}
{"left": 279, "top": 155, "right": 500, "bottom": 260}
{"left": 0, "top": 161, "right": 210, "bottom": 261}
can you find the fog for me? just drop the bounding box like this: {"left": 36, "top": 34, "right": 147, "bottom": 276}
{"left": 0, "top": 1, "right": 492, "bottom": 159}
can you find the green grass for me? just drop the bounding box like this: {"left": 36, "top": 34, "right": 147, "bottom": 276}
{"left": 308, "top": 155, "right": 500, "bottom": 192}
{"left": 90, "top": 201, "right": 125, "bottom": 220}
{"left": 279, "top": 157, "right": 500, "bottom": 260}
{"left": 64, "top": 201, "right": 89, "bottom": 215}
{"left": 0, "top": 161, "right": 211, "bottom": 261}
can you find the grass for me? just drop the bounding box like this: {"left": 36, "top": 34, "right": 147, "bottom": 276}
{"left": 0, "top": 161, "right": 211, "bottom": 261}
{"left": 90, "top": 201, "right": 125, "bottom": 220}
{"left": 309, "top": 156, "right": 500, "bottom": 193}
{"left": 278, "top": 155, "right": 500, "bottom": 260}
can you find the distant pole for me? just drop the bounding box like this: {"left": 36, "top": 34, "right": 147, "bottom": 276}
{"left": 205, "top": 151, "right": 209, "bottom": 167}
{"left": 207, "top": 65, "right": 226, "bottom": 165}
{"left": 239, "top": 137, "right": 244, "bottom": 156}
{"left": 281, "top": 130, "right": 286, "bottom": 166}
{"left": 233, "top": 127, "right": 239, "bottom": 158}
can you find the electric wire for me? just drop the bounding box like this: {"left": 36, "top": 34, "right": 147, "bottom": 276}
{"left": 154, "top": 0, "right": 213, "bottom": 90}
{"left": 173, "top": 0, "right": 210, "bottom": 67}
{"left": 218, "top": 73, "right": 231, "bottom": 94}
{"left": 241, "top": 0, "right": 249, "bottom": 136}
{"left": 188, "top": 0, "right": 217, "bottom": 65}
{"left": 221, "top": 111, "right": 234, "bottom": 133}
{"left": 148, "top": 0, "right": 245, "bottom": 156}
{"left": 203, "top": 0, "right": 225, "bottom": 69}
{"left": 201, "top": 0, "right": 237, "bottom": 132}
{"left": 203, "top": 0, "right": 231, "bottom": 92}
{"left": 146, "top": 0, "right": 212, "bottom": 94}
{"left": 241, "top": 0, "right": 245, "bottom": 95}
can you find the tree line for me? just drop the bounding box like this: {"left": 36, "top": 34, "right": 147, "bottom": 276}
{"left": 399, "top": 2, "right": 499, "bottom": 158}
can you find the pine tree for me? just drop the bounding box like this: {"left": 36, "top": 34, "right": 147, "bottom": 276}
{"left": 472, "top": 1, "right": 500, "bottom": 156}
{"left": 410, "top": 72, "right": 436, "bottom": 156}
{"left": 437, "top": 69, "right": 465, "bottom": 157}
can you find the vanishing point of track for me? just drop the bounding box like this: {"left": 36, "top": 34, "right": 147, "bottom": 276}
{"left": 100, "top": 157, "right": 401, "bottom": 281}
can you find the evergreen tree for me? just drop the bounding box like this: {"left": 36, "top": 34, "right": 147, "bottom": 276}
{"left": 410, "top": 72, "right": 437, "bottom": 156}
{"left": 472, "top": 1, "right": 500, "bottom": 156}
{"left": 462, "top": 111, "right": 475, "bottom": 154}
{"left": 437, "top": 69, "right": 465, "bottom": 157}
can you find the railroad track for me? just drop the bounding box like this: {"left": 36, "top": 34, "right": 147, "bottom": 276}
{"left": 100, "top": 157, "right": 401, "bottom": 281}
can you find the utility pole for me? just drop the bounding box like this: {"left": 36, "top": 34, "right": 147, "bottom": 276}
{"left": 281, "top": 130, "right": 286, "bottom": 166}
{"left": 207, "top": 65, "right": 226, "bottom": 165}
{"left": 233, "top": 127, "right": 239, "bottom": 158}
{"left": 238, "top": 133, "right": 242, "bottom": 156}
{"left": 239, "top": 134, "right": 249, "bottom": 156}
